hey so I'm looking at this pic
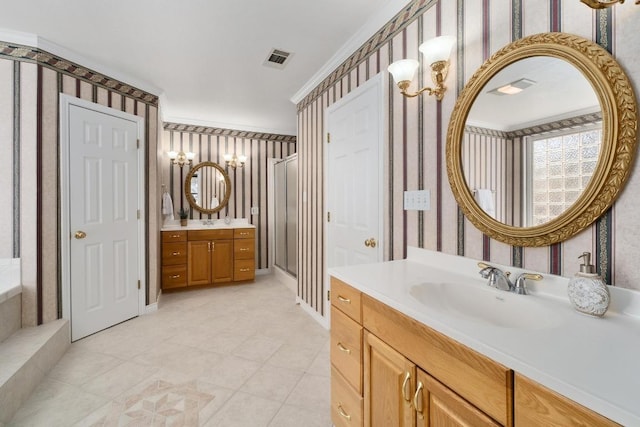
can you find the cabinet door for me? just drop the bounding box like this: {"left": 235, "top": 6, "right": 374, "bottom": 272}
{"left": 187, "top": 240, "right": 211, "bottom": 286}
{"left": 364, "top": 332, "right": 415, "bottom": 427}
{"left": 415, "top": 369, "right": 500, "bottom": 427}
{"left": 211, "top": 239, "right": 233, "bottom": 283}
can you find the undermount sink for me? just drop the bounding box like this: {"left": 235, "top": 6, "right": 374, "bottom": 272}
{"left": 409, "top": 281, "right": 562, "bottom": 330}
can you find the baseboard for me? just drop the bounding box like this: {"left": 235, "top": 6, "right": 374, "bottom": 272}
{"left": 144, "top": 302, "right": 158, "bottom": 314}
{"left": 256, "top": 268, "right": 270, "bottom": 276}
{"left": 296, "top": 296, "right": 330, "bottom": 330}
{"left": 274, "top": 267, "right": 297, "bottom": 294}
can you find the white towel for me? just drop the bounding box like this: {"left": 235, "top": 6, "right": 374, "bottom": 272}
{"left": 475, "top": 189, "right": 495, "bottom": 218}
{"left": 162, "top": 192, "right": 174, "bottom": 220}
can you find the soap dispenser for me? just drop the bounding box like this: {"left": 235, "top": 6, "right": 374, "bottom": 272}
{"left": 567, "top": 252, "right": 610, "bottom": 317}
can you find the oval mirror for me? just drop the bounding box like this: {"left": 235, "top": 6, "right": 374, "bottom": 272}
{"left": 184, "top": 162, "right": 231, "bottom": 214}
{"left": 447, "top": 33, "right": 637, "bottom": 247}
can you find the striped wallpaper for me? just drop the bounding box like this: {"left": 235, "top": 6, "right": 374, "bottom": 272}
{"left": 161, "top": 124, "right": 296, "bottom": 270}
{"left": 0, "top": 43, "right": 160, "bottom": 327}
{"left": 296, "top": 0, "right": 640, "bottom": 318}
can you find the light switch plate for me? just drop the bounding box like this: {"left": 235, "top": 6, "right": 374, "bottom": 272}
{"left": 251, "top": 206, "right": 259, "bottom": 215}
{"left": 404, "top": 190, "right": 431, "bottom": 211}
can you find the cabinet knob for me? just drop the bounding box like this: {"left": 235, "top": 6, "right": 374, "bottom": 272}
{"left": 402, "top": 372, "right": 411, "bottom": 402}
{"left": 170, "top": 274, "right": 181, "bottom": 279}
{"left": 337, "top": 342, "right": 351, "bottom": 354}
{"left": 337, "top": 295, "right": 351, "bottom": 304}
{"left": 413, "top": 381, "right": 424, "bottom": 419}
{"left": 172, "top": 252, "right": 180, "bottom": 256}
{"left": 239, "top": 268, "right": 250, "bottom": 272}
{"left": 239, "top": 248, "right": 250, "bottom": 252}
{"left": 337, "top": 405, "right": 351, "bottom": 421}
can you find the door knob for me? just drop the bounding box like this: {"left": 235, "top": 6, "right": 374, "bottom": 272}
{"left": 74, "top": 231, "right": 87, "bottom": 239}
{"left": 364, "top": 238, "right": 377, "bottom": 248}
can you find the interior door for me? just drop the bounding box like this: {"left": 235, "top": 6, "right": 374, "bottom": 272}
{"left": 326, "top": 74, "right": 383, "bottom": 271}
{"left": 68, "top": 104, "right": 140, "bottom": 341}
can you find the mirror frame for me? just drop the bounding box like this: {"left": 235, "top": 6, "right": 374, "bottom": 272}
{"left": 446, "top": 32, "right": 637, "bottom": 247}
{"left": 184, "top": 161, "right": 232, "bottom": 214}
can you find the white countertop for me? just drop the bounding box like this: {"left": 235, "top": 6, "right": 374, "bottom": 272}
{"left": 161, "top": 218, "right": 255, "bottom": 231}
{"left": 329, "top": 247, "right": 640, "bottom": 426}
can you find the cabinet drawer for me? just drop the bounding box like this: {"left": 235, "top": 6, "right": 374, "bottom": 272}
{"left": 188, "top": 229, "right": 233, "bottom": 240}
{"left": 515, "top": 374, "right": 620, "bottom": 427}
{"left": 331, "top": 307, "right": 363, "bottom": 394}
{"left": 234, "top": 259, "right": 255, "bottom": 281}
{"left": 162, "top": 230, "right": 187, "bottom": 243}
{"left": 331, "top": 277, "right": 362, "bottom": 323}
{"left": 234, "top": 239, "right": 255, "bottom": 259}
{"left": 162, "top": 242, "right": 187, "bottom": 265}
{"left": 162, "top": 265, "right": 187, "bottom": 289}
{"left": 234, "top": 228, "right": 255, "bottom": 239}
{"left": 332, "top": 366, "right": 363, "bottom": 427}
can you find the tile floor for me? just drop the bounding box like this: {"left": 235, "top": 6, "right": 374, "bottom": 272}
{"left": 8, "top": 274, "right": 331, "bottom": 426}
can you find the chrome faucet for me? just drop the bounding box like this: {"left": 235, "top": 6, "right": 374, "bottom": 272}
{"left": 478, "top": 262, "right": 542, "bottom": 295}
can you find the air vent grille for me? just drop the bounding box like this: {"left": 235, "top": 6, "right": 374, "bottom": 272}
{"left": 263, "top": 48, "right": 293, "bottom": 70}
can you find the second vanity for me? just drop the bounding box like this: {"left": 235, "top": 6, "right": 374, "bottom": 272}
{"left": 329, "top": 247, "right": 640, "bottom": 426}
{"left": 161, "top": 219, "right": 256, "bottom": 290}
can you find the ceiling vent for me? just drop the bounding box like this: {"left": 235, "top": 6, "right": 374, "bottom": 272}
{"left": 263, "top": 48, "right": 293, "bottom": 70}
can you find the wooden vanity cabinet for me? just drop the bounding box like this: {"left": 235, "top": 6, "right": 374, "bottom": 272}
{"left": 161, "top": 227, "right": 255, "bottom": 290}
{"left": 330, "top": 276, "right": 513, "bottom": 427}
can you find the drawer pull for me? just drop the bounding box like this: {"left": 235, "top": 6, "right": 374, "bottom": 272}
{"left": 239, "top": 232, "right": 249, "bottom": 236}
{"left": 172, "top": 252, "right": 181, "bottom": 256}
{"left": 171, "top": 234, "right": 181, "bottom": 238}
{"left": 337, "top": 405, "right": 351, "bottom": 421}
{"left": 239, "top": 268, "right": 251, "bottom": 272}
{"left": 337, "top": 342, "right": 351, "bottom": 354}
{"left": 337, "top": 295, "right": 351, "bottom": 304}
{"left": 170, "top": 274, "right": 181, "bottom": 279}
{"left": 402, "top": 371, "right": 411, "bottom": 402}
{"left": 413, "top": 381, "right": 424, "bottom": 419}
{"left": 239, "top": 248, "right": 250, "bottom": 251}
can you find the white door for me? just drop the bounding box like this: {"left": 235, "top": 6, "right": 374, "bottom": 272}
{"left": 326, "top": 74, "right": 384, "bottom": 273}
{"left": 66, "top": 102, "right": 141, "bottom": 341}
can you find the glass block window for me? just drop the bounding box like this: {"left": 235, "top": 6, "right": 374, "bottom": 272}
{"left": 527, "top": 124, "right": 602, "bottom": 226}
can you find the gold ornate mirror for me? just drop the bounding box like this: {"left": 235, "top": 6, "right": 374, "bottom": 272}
{"left": 184, "top": 162, "right": 231, "bottom": 214}
{"left": 447, "top": 33, "right": 637, "bottom": 247}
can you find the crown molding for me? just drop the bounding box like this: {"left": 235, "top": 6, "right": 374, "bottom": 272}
{"left": 0, "top": 28, "right": 162, "bottom": 96}
{"left": 161, "top": 114, "right": 296, "bottom": 137}
{"left": 290, "top": 0, "right": 411, "bottom": 104}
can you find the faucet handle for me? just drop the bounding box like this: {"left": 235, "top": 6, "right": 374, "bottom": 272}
{"left": 513, "top": 273, "right": 543, "bottom": 295}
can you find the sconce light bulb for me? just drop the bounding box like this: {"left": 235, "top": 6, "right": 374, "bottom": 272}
{"left": 224, "top": 154, "right": 233, "bottom": 162}
{"left": 419, "top": 35, "right": 456, "bottom": 66}
{"left": 186, "top": 152, "right": 196, "bottom": 160}
{"left": 388, "top": 59, "right": 419, "bottom": 85}
{"left": 238, "top": 155, "right": 247, "bottom": 163}
{"left": 167, "top": 151, "right": 178, "bottom": 160}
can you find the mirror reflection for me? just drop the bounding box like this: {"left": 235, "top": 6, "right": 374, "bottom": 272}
{"left": 185, "top": 162, "right": 231, "bottom": 214}
{"left": 462, "top": 56, "right": 601, "bottom": 227}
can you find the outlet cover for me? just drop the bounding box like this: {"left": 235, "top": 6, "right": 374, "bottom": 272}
{"left": 251, "top": 206, "right": 259, "bottom": 215}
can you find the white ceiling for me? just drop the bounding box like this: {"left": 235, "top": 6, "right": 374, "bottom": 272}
{"left": 0, "top": 0, "right": 408, "bottom": 135}
{"left": 466, "top": 56, "right": 600, "bottom": 132}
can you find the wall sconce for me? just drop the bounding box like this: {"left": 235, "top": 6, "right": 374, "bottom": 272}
{"left": 581, "top": 0, "right": 622, "bottom": 8}
{"left": 224, "top": 153, "right": 247, "bottom": 169}
{"left": 582, "top": 0, "right": 639, "bottom": 8}
{"left": 167, "top": 150, "right": 195, "bottom": 168}
{"left": 388, "top": 35, "right": 456, "bottom": 101}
